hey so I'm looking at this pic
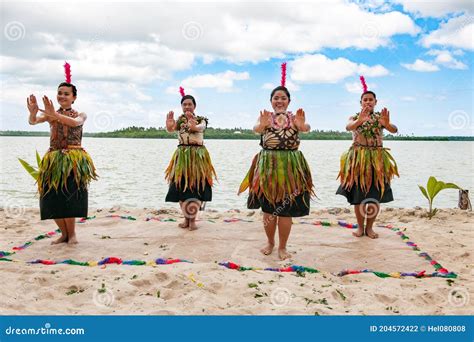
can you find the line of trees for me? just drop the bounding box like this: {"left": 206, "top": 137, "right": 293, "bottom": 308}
{"left": 1, "top": 127, "right": 473, "bottom": 141}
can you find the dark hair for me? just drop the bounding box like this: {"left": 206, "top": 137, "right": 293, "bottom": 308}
{"left": 58, "top": 82, "right": 77, "bottom": 97}
{"left": 360, "top": 91, "right": 376, "bottom": 100}
{"left": 180, "top": 95, "right": 196, "bottom": 107}
{"left": 270, "top": 86, "right": 291, "bottom": 101}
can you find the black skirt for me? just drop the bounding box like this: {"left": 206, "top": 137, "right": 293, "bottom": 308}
{"left": 165, "top": 179, "right": 212, "bottom": 203}
{"left": 336, "top": 181, "right": 394, "bottom": 205}
{"left": 247, "top": 192, "right": 310, "bottom": 217}
{"left": 40, "top": 174, "right": 88, "bottom": 220}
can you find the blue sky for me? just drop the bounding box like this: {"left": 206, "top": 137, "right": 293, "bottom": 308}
{"left": 0, "top": 0, "right": 472, "bottom": 136}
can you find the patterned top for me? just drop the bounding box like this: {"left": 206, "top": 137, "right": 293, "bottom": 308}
{"left": 260, "top": 112, "right": 300, "bottom": 150}
{"left": 49, "top": 109, "right": 83, "bottom": 150}
{"left": 176, "top": 114, "right": 208, "bottom": 146}
{"left": 351, "top": 112, "right": 383, "bottom": 147}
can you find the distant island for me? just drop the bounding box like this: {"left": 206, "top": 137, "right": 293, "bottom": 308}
{"left": 1, "top": 127, "right": 473, "bottom": 141}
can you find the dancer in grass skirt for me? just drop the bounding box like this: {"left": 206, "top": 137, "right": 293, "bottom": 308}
{"left": 23, "top": 62, "right": 97, "bottom": 244}
{"left": 238, "top": 63, "right": 315, "bottom": 260}
{"left": 165, "top": 87, "right": 217, "bottom": 231}
{"left": 336, "top": 76, "right": 399, "bottom": 239}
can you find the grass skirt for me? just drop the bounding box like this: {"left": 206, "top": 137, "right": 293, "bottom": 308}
{"left": 336, "top": 145, "right": 398, "bottom": 204}
{"left": 165, "top": 146, "right": 216, "bottom": 202}
{"left": 238, "top": 149, "right": 314, "bottom": 217}
{"left": 38, "top": 148, "right": 97, "bottom": 219}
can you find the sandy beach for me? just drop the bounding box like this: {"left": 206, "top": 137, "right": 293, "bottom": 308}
{"left": 0, "top": 206, "right": 472, "bottom": 315}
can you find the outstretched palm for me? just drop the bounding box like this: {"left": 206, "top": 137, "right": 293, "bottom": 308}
{"left": 259, "top": 110, "right": 272, "bottom": 128}
{"left": 379, "top": 107, "right": 390, "bottom": 127}
{"left": 294, "top": 108, "right": 306, "bottom": 129}
{"left": 27, "top": 95, "right": 39, "bottom": 114}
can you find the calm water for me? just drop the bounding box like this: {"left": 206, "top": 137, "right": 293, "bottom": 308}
{"left": 1, "top": 137, "right": 473, "bottom": 210}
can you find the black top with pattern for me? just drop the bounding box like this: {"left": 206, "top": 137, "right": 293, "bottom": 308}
{"left": 260, "top": 112, "right": 300, "bottom": 150}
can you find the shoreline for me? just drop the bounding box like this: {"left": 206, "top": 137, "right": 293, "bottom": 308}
{"left": 1, "top": 132, "right": 473, "bottom": 141}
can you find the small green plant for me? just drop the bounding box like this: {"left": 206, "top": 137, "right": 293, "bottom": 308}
{"left": 418, "top": 176, "right": 460, "bottom": 219}
{"left": 18, "top": 150, "right": 41, "bottom": 180}
{"left": 98, "top": 283, "right": 107, "bottom": 294}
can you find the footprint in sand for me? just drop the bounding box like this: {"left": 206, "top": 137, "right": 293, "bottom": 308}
{"left": 130, "top": 279, "right": 152, "bottom": 287}
{"left": 374, "top": 293, "right": 397, "bottom": 304}
{"left": 154, "top": 272, "right": 169, "bottom": 282}
{"left": 417, "top": 291, "right": 446, "bottom": 306}
{"left": 163, "top": 280, "right": 181, "bottom": 290}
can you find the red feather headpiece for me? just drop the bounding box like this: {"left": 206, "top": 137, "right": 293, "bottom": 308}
{"left": 64, "top": 62, "right": 72, "bottom": 83}
{"left": 179, "top": 86, "right": 185, "bottom": 97}
{"left": 280, "top": 62, "right": 287, "bottom": 87}
{"left": 359, "top": 75, "right": 368, "bottom": 93}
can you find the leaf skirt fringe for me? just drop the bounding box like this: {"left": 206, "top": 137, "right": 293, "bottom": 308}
{"left": 165, "top": 146, "right": 217, "bottom": 194}
{"left": 337, "top": 145, "right": 399, "bottom": 197}
{"left": 38, "top": 148, "right": 98, "bottom": 197}
{"left": 38, "top": 148, "right": 97, "bottom": 220}
{"left": 238, "top": 149, "right": 315, "bottom": 211}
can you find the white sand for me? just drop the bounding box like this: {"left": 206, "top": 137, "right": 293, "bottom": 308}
{"left": 0, "top": 207, "right": 472, "bottom": 315}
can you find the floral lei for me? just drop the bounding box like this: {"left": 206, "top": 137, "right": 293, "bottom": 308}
{"left": 176, "top": 114, "right": 208, "bottom": 131}
{"left": 352, "top": 111, "right": 382, "bottom": 138}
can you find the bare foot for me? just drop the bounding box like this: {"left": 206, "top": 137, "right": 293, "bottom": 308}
{"left": 51, "top": 235, "right": 68, "bottom": 245}
{"left": 188, "top": 222, "right": 198, "bottom": 231}
{"left": 178, "top": 219, "right": 189, "bottom": 228}
{"left": 260, "top": 243, "right": 274, "bottom": 256}
{"left": 365, "top": 229, "right": 378, "bottom": 239}
{"left": 278, "top": 248, "right": 291, "bottom": 260}
{"left": 67, "top": 235, "right": 79, "bottom": 244}
{"left": 352, "top": 229, "right": 364, "bottom": 238}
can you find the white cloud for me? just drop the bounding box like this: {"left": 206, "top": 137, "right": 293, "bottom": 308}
{"left": 0, "top": 39, "right": 196, "bottom": 85}
{"left": 421, "top": 14, "right": 474, "bottom": 50}
{"left": 427, "top": 49, "right": 468, "bottom": 69}
{"left": 178, "top": 70, "right": 250, "bottom": 93}
{"left": 290, "top": 54, "right": 389, "bottom": 84}
{"left": 401, "top": 59, "right": 440, "bottom": 72}
{"left": 400, "top": 96, "right": 416, "bottom": 102}
{"left": 344, "top": 81, "right": 377, "bottom": 94}
{"left": 345, "top": 82, "right": 363, "bottom": 94}
{"left": 395, "top": 0, "right": 471, "bottom": 18}
{"left": 2, "top": 1, "right": 419, "bottom": 65}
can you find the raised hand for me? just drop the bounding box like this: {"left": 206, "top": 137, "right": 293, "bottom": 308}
{"left": 166, "top": 111, "right": 175, "bottom": 123}
{"left": 358, "top": 105, "right": 371, "bottom": 123}
{"left": 39, "top": 96, "right": 58, "bottom": 119}
{"left": 187, "top": 116, "right": 198, "bottom": 131}
{"left": 166, "top": 110, "right": 176, "bottom": 131}
{"left": 259, "top": 109, "right": 272, "bottom": 128}
{"left": 379, "top": 107, "right": 390, "bottom": 127}
{"left": 294, "top": 108, "right": 306, "bottom": 129}
{"left": 27, "top": 94, "right": 39, "bottom": 115}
